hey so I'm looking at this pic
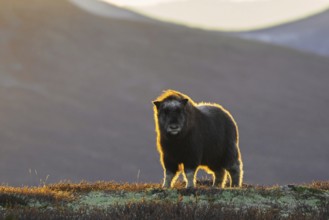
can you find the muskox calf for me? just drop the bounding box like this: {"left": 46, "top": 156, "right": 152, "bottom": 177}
{"left": 153, "top": 90, "right": 243, "bottom": 188}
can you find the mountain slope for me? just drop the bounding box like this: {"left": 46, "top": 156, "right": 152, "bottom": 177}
{"left": 236, "top": 9, "right": 329, "bottom": 57}
{"left": 69, "top": 0, "right": 154, "bottom": 22}
{"left": 0, "top": 0, "right": 328, "bottom": 186}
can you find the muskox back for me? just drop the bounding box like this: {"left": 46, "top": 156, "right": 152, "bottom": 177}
{"left": 153, "top": 90, "right": 243, "bottom": 188}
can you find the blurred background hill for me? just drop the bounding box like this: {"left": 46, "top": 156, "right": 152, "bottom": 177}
{"left": 236, "top": 9, "right": 329, "bottom": 57}
{"left": 0, "top": 0, "right": 328, "bottom": 186}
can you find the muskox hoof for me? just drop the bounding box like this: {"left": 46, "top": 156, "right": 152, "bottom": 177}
{"left": 185, "top": 182, "right": 196, "bottom": 189}
{"left": 162, "top": 184, "right": 170, "bottom": 189}
{"left": 211, "top": 185, "right": 222, "bottom": 189}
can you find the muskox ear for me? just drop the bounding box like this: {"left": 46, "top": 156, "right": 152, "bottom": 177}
{"left": 181, "top": 98, "right": 188, "bottom": 106}
{"left": 153, "top": 101, "right": 161, "bottom": 109}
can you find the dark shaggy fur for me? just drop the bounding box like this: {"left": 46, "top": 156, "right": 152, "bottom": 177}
{"left": 153, "top": 90, "right": 243, "bottom": 188}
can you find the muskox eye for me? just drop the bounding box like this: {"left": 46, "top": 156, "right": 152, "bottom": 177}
{"left": 162, "top": 108, "right": 169, "bottom": 114}
{"left": 176, "top": 108, "right": 183, "bottom": 113}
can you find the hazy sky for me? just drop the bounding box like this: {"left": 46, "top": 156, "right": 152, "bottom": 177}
{"left": 101, "top": 0, "right": 188, "bottom": 6}
{"left": 100, "top": 0, "right": 329, "bottom": 30}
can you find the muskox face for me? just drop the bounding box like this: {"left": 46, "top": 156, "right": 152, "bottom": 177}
{"left": 154, "top": 99, "right": 188, "bottom": 136}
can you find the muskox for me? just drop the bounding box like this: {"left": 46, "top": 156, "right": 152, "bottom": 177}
{"left": 153, "top": 90, "right": 243, "bottom": 188}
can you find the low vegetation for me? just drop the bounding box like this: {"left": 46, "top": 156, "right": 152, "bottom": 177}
{"left": 0, "top": 180, "right": 328, "bottom": 219}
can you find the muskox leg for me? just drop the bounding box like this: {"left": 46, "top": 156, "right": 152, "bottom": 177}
{"left": 162, "top": 157, "right": 179, "bottom": 188}
{"left": 183, "top": 168, "right": 197, "bottom": 188}
{"left": 226, "top": 161, "right": 243, "bottom": 187}
{"left": 213, "top": 169, "right": 227, "bottom": 188}
{"left": 163, "top": 170, "right": 176, "bottom": 188}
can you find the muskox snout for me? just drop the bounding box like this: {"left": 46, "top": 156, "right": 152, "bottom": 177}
{"left": 169, "top": 124, "right": 179, "bottom": 130}
{"left": 167, "top": 124, "right": 181, "bottom": 135}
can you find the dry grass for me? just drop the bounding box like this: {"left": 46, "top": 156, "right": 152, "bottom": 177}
{"left": 47, "top": 181, "right": 162, "bottom": 193}
{"left": 305, "top": 181, "right": 329, "bottom": 190}
{"left": 45, "top": 179, "right": 280, "bottom": 192}
{"left": 0, "top": 185, "right": 73, "bottom": 208}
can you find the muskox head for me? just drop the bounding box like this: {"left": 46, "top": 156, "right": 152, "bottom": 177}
{"left": 153, "top": 98, "right": 189, "bottom": 137}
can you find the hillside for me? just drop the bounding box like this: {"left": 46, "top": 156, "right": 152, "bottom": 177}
{"left": 70, "top": 0, "right": 154, "bottom": 22}
{"left": 0, "top": 0, "right": 329, "bottom": 186}
{"left": 0, "top": 181, "right": 328, "bottom": 219}
{"left": 236, "top": 9, "right": 329, "bottom": 57}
